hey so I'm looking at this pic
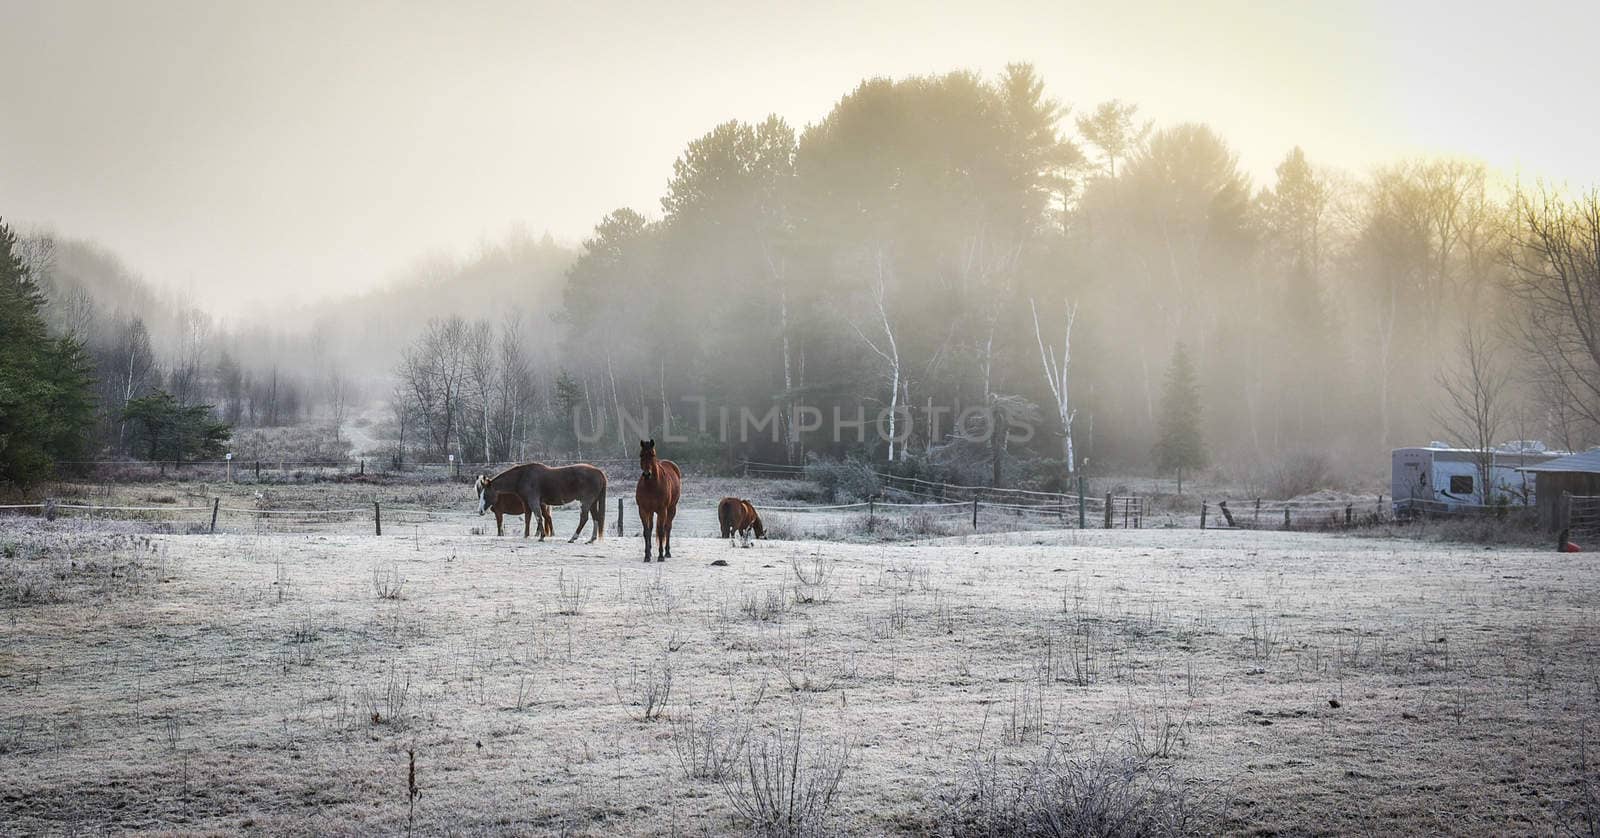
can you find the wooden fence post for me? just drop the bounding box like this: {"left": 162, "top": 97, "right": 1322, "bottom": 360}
{"left": 1077, "top": 471, "right": 1086, "bottom": 529}
{"left": 255, "top": 460, "right": 260, "bottom": 481}
{"left": 972, "top": 496, "right": 979, "bottom": 530}
{"left": 869, "top": 496, "right": 876, "bottom": 527}
{"left": 1283, "top": 508, "right": 1292, "bottom": 530}
{"left": 617, "top": 497, "right": 624, "bottom": 537}
{"left": 1345, "top": 504, "right": 1353, "bottom": 526}
{"left": 360, "top": 459, "right": 365, "bottom": 476}
{"left": 209, "top": 498, "right": 219, "bottom": 534}
{"left": 1200, "top": 502, "right": 1208, "bottom": 530}
{"left": 1104, "top": 492, "right": 1114, "bottom": 529}
{"left": 374, "top": 501, "right": 382, "bottom": 536}
{"left": 1219, "top": 500, "right": 1236, "bottom": 528}
{"left": 1254, "top": 498, "right": 1261, "bottom": 524}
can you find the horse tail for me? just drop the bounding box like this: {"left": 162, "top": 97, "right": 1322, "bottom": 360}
{"left": 595, "top": 480, "right": 607, "bottom": 535}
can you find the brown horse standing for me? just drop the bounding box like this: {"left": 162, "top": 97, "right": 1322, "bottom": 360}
{"left": 477, "top": 462, "right": 607, "bottom": 543}
{"left": 717, "top": 497, "right": 765, "bottom": 545}
{"left": 489, "top": 492, "right": 554, "bottom": 538}
{"left": 636, "top": 439, "right": 681, "bottom": 562}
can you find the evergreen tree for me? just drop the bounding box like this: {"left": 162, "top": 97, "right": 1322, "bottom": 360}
{"left": 123, "top": 390, "right": 230, "bottom": 463}
{"left": 1154, "top": 342, "right": 1206, "bottom": 493}
{"left": 0, "top": 218, "right": 97, "bottom": 486}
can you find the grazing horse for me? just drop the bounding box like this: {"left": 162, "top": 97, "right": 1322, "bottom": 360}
{"left": 717, "top": 497, "right": 765, "bottom": 546}
{"left": 635, "top": 439, "right": 681, "bottom": 562}
{"left": 488, "top": 492, "right": 554, "bottom": 538}
{"left": 476, "top": 462, "right": 607, "bottom": 543}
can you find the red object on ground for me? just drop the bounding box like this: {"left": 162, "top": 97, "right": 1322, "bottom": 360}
{"left": 1562, "top": 541, "right": 1582, "bottom": 553}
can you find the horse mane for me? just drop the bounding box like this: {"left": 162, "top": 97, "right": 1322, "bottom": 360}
{"left": 486, "top": 462, "right": 540, "bottom": 486}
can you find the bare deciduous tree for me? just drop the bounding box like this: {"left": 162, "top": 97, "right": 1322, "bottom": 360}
{"left": 849, "top": 247, "right": 903, "bottom": 462}
{"left": 1509, "top": 187, "right": 1600, "bottom": 438}
{"left": 327, "top": 365, "right": 351, "bottom": 433}
{"left": 1434, "top": 322, "right": 1510, "bottom": 503}
{"left": 399, "top": 316, "right": 471, "bottom": 459}
{"left": 1030, "top": 297, "right": 1079, "bottom": 472}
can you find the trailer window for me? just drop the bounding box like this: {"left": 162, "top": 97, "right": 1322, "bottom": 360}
{"left": 1450, "top": 475, "right": 1473, "bottom": 495}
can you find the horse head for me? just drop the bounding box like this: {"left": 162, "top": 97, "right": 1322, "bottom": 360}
{"left": 639, "top": 439, "right": 657, "bottom": 481}
{"left": 475, "top": 474, "right": 492, "bottom": 514}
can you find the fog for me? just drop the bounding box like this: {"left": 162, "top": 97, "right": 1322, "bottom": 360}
{"left": 5, "top": 0, "right": 1600, "bottom": 489}
{"left": 4, "top": 0, "right": 1595, "bottom": 312}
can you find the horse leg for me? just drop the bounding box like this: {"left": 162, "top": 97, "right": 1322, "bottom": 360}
{"left": 523, "top": 509, "right": 532, "bottom": 538}
{"left": 495, "top": 510, "right": 504, "bottom": 537}
{"left": 639, "top": 507, "right": 654, "bottom": 562}
{"left": 662, "top": 505, "right": 676, "bottom": 559}
{"left": 655, "top": 514, "right": 668, "bottom": 561}
{"left": 570, "top": 503, "right": 590, "bottom": 544}
{"left": 586, "top": 496, "right": 602, "bottom": 543}
{"left": 542, "top": 506, "right": 554, "bottom": 538}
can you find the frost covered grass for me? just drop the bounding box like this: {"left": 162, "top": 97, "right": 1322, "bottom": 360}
{"left": 1, "top": 480, "right": 1598, "bottom": 834}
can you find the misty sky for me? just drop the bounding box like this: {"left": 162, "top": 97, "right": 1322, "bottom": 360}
{"left": 3, "top": 0, "right": 1595, "bottom": 315}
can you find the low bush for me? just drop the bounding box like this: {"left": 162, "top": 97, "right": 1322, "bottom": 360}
{"left": 943, "top": 741, "right": 1219, "bottom": 837}
{"left": 804, "top": 457, "right": 879, "bottom": 503}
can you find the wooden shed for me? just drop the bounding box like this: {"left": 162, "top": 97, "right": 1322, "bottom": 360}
{"left": 1518, "top": 450, "right": 1600, "bottom": 532}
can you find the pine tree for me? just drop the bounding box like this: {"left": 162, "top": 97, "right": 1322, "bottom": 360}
{"left": 0, "top": 218, "right": 97, "bottom": 486}
{"left": 122, "top": 390, "right": 230, "bottom": 464}
{"left": 1154, "top": 342, "right": 1206, "bottom": 493}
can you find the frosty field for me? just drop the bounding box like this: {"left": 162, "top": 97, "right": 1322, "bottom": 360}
{"left": 3, "top": 484, "right": 1598, "bottom": 836}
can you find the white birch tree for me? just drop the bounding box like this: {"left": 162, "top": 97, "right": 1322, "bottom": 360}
{"left": 1030, "top": 297, "right": 1079, "bottom": 472}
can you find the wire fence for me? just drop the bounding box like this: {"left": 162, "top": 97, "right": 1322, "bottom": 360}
{"left": 736, "top": 459, "right": 1146, "bottom": 528}
{"left": 0, "top": 494, "right": 1114, "bottom": 536}
{"left": 48, "top": 456, "right": 646, "bottom": 484}
{"left": 11, "top": 456, "right": 1482, "bottom": 537}
{"left": 1197, "top": 496, "right": 1394, "bottom": 532}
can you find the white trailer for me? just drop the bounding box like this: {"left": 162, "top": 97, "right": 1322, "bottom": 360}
{"left": 1391, "top": 443, "right": 1567, "bottom": 515}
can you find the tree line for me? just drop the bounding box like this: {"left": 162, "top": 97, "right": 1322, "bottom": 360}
{"left": 10, "top": 63, "right": 1600, "bottom": 493}
{"left": 395, "top": 64, "right": 1600, "bottom": 492}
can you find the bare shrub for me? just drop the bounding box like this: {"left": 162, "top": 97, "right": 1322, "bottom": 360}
{"left": 777, "top": 632, "right": 858, "bottom": 693}
{"left": 364, "top": 670, "right": 414, "bottom": 727}
{"left": 742, "top": 585, "right": 790, "bottom": 623}
{"left": 945, "top": 741, "right": 1219, "bottom": 837}
{"left": 1117, "top": 702, "right": 1190, "bottom": 760}
{"left": 615, "top": 655, "right": 674, "bottom": 722}
{"left": 671, "top": 710, "right": 750, "bottom": 780}
{"left": 791, "top": 556, "right": 835, "bottom": 605}
{"left": 1266, "top": 451, "right": 1336, "bottom": 499}
{"left": 869, "top": 592, "right": 911, "bottom": 639}
{"left": 287, "top": 616, "right": 320, "bottom": 667}
{"left": 1556, "top": 732, "right": 1600, "bottom": 838}
{"left": 720, "top": 711, "right": 851, "bottom": 837}
{"left": 644, "top": 573, "right": 682, "bottom": 616}
{"left": 556, "top": 569, "right": 589, "bottom": 615}
{"left": 1001, "top": 681, "right": 1047, "bottom": 746}
{"left": 372, "top": 562, "right": 406, "bottom": 600}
